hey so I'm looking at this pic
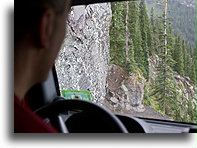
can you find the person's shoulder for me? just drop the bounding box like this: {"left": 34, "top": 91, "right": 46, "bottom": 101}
{"left": 14, "top": 95, "right": 58, "bottom": 133}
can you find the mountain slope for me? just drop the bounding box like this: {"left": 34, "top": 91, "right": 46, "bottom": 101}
{"left": 146, "top": 0, "right": 196, "bottom": 48}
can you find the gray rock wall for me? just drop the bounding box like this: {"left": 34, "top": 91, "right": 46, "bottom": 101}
{"left": 105, "top": 65, "right": 146, "bottom": 113}
{"left": 55, "top": 3, "right": 112, "bottom": 105}
{"left": 104, "top": 64, "right": 171, "bottom": 120}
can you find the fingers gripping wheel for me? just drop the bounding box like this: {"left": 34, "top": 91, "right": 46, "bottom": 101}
{"left": 35, "top": 97, "right": 128, "bottom": 133}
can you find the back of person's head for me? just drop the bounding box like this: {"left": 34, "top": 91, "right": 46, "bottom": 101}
{"left": 14, "top": 0, "right": 72, "bottom": 99}
{"left": 15, "top": 0, "right": 71, "bottom": 43}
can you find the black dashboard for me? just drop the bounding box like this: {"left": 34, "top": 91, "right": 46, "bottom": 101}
{"left": 116, "top": 114, "right": 197, "bottom": 133}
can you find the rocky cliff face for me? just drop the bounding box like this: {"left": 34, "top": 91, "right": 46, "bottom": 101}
{"left": 55, "top": 3, "right": 196, "bottom": 122}
{"left": 149, "top": 55, "right": 196, "bottom": 105}
{"left": 55, "top": 3, "right": 112, "bottom": 105}
{"left": 105, "top": 65, "right": 145, "bottom": 113}
{"left": 173, "top": 74, "right": 196, "bottom": 119}
{"left": 104, "top": 64, "right": 172, "bottom": 120}
{"left": 148, "top": 55, "right": 196, "bottom": 121}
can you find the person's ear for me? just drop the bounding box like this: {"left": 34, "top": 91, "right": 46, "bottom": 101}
{"left": 39, "top": 8, "right": 55, "bottom": 49}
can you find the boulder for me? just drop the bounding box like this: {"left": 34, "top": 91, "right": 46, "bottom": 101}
{"left": 106, "top": 65, "right": 145, "bottom": 113}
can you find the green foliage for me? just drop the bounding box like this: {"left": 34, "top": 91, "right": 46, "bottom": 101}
{"left": 127, "top": 40, "right": 138, "bottom": 73}
{"left": 139, "top": 0, "right": 151, "bottom": 79}
{"left": 149, "top": 0, "right": 183, "bottom": 118}
{"left": 109, "top": 0, "right": 196, "bottom": 123}
{"left": 110, "top": 2, "right": 127, "bottom": 67}
{"left": 148, "top": 0, "right": 196, "bottom": 123}
{"left": 143, "top": 84, "right": 151, "bottom": 106}
{"left": 149, "top": 7, "right": 156, "bottom": 55}
{"left": 173, "top": 36, "right": 184, "bottom": 75}
{"left": 128, "top": 1, "right": 145, "bottom": 75}
{"left": 110, "top": 1, "right": 139, "bottom": 74}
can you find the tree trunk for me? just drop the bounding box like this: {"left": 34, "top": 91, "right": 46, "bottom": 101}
{"left": 125, "top": 1, "right": 129, "bottom": 64}
{"left": 163, "top": 0, "right": 168, "bottom": 113}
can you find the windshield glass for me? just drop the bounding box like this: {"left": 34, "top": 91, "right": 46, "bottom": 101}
{"left": 55, "top": 0, "right": 196, "bottom": 124}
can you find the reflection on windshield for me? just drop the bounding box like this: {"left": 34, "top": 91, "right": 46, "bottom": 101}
{"left": 56, "top": 0, "right": 196, "bottom": 124}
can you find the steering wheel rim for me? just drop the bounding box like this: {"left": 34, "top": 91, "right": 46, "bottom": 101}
{"left": 35, "top": 97, "right": 128, "bottom": 133}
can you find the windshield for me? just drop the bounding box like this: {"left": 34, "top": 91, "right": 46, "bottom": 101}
{"left": 55, "top": 0, "right": 196, "bottom": 124}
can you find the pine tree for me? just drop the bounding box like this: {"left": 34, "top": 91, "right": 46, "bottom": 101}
{"left": 189, "top": 46, "right": 196, "bottom": 84}
{"left": 110, "top": 2, "right": 137, "bottom": 74}
{"left": 189, "top": 59, "right": 196, "bottom": 84}
{"left": 153, "top": 17, "right": 163, "bottom": 54}
{"left": 128, "top": 39, "right": 137, "bottom": 73}
{"left": 182, "top": 42, "right": 191, "bottom": 78}
{"left": 139, "top": 0, "right": 150, "bottom": 79}
{"left": 182, "top": 40, "right": 188, "bottom": 75}
{"left": 173, "top": 36, "right": 184, "bottom": 75}
{"left": 128, "top": 1, "right": 144, "bottom": 74}
{"left": 110, "top": 2, "right": 126, "bottom": 67}
{"left": 150, "top": 7, "right": 157, "bottom": 55}
{"left": 125, "top": 1, "right": 129, "bottom": 65}
{"left": 128, "top": 2, "right": 139, "bottom": 38}
{"left": 151, "top": 0, "right": 178, "bottom": 115}
{"left": 167, "top": 26, "right": 175, "bottom": 57}
{"left": 181, "top": 40, "right": 196, "bottom": 84}
{"left": 150, "top": 7, "right": 155, "bottom": 29}
{"left": 125, "top": 1, "right": 137, "bottom": 74}
{"left": 187, "top": 99, "right": 195, "bottom": 122}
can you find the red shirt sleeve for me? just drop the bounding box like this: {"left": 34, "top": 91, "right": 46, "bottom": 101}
{"left": 14, "top": 94, "right": 58, "bottom": 133}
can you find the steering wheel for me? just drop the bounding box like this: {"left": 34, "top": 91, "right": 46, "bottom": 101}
{"left": 35, "top": 97, "right": 128, "bottom": 133}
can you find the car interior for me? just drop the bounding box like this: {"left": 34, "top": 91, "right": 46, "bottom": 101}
{"left": 26, "top": 0, "right": 197, "bottom": 133}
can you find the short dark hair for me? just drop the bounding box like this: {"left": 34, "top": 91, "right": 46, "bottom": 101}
{"left": 15, "top": 0, "right": 69, "bottom": 42}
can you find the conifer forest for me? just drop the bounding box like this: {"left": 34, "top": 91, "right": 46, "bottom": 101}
{"left": 109, "top": 0, "right": 196, "bottom": 123}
